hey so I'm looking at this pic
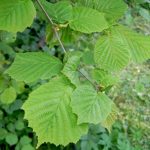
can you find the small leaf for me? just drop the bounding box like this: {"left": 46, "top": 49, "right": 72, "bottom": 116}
{"left": 101, "top": 103, "right": 118, "bottom": 133}
{"left": 71, "top": 84, "right": 112, "bottom": 124}
{"left": 0, "top": 42, "right": 16, "bottom": 58}
{"left": 0, "top": 128, "right": 8, "bottom": 140}
{"left": 0, "top": 0, "right": 36, "bottom": 32}
{"left": 20, "top": 136, "right": 32, "bottom": 146}
{"left": 0, "top": 87, "right": 16, "bottom": 104}
{"left": 21, "top": 144, "right": 35, "bottom": 150}
{"left": 6, "top": 52, "right": 63, "bottom": 83}
{"left": 69, "top": 7, "right": 108, "bottom": 33}
{"left": 62, "top": 52, "right": 82, "bottom": 86}
{"left": 0, "top": 75, "right": 8, "bottom": 93}
{"left": 5, "top": 133, "right": 18, "bottom": 145}
{"left": 11, "top": 80, "right": 25, "bottom": 94}
{"left": 92, "top": 69, "right": 119, "bottom": 87}
{"left": 15, "top": 120, "right": 25, "bottom": 131}
{"left": 0, "top": 31, "right": 16, "bottom": 43}
{"left": 0, "top": 110, "right": 3, "bottom": 119}
{"left": 22, "top": 75, "right": 88, "bottom": 147}
{"left": 7, "top": 123, "right": 15, "bottom": 132}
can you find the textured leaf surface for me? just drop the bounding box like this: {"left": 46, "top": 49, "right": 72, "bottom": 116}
{"left": 0, "top": 87, "right": 16, "bottom": 104}
{"left": 0, "top": 0, "right": 36, "bottom": 32}
{"left": 77, "top": 0, "right": 127, "bottom": 23}
{"left": 0, "top": 31, "right": 16, "bottom": 43}
{"left": 6, "top": 52, "right": 63, "bottom": 83}
{"left": 101, "top": 103, "right": 118, "bottom": 133}
{"left": 94, "top": 28, "right": 130, "bottom": 71}
{"left": 71, "top": 85, "right": 112, "bottom": 124}
{"left": 40, "top": 0, "right": 72, "bottom": 23}
{"left": 69, "top": 7, "right": 108, "bottom": 33}
{"left": 62, "top": 52, "right": 82, "bottom": 86}
{"left": 114, "top": 25, "right": 150, "bottom": 63}
{"left": 92, "top": 69, "right": 119, "bottom": 87}
{"left": 22, "top": 76, "right": 88, "bottom": 146}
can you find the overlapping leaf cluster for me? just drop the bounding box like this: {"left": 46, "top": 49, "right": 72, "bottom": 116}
{"left": 0, "top": 0, "right": 150, "bottom": 147}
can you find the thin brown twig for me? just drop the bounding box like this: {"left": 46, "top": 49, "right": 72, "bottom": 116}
{"left": 36, "top": 0, "right": 66, "bottom": 54}
{"left": 36, "top": 0, "right": 96, "bottom": 88}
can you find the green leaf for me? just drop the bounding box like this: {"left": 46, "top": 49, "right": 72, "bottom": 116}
{"left": 114, "top": 25, "right": 150, "bottom": 63}
{"left": 101, "top": 103, "right": 118, "bottom": 133}
{"left": 69, "top": 7, "right": 108, "bottom": 33}
{"left": 15, "top": 120, "right": 25, "bottom": 131}
{"left": 11, "top": 80, "right": 25, "bottom": 94}
{"left": 0, "top": 110, "right": 4, "bottom": 119}
{"left": 71, "top": 84, "right": 112, "bottom": 124}
{"left": 21, "top": 144, "right": 35, "bottom": 150}
{"left": 20, "top": 136, "right": 32, "bottom": 146}
{"left": 0, "top": 42, "right": 16, "bottom": 58}
{"left": 5, "top": 133, "right": 18, "bottom": 145}
{"left": 0, "top": 128, "right": 8, "bottom": 140}
{"left": 94, "top": 0, "right": 127, "bottom": 24}
{"left": 0, "top": 87, "right": 16, "bottom": 104}
{"left": 62, "top": 52, "right": 82, "bottom": 86}
{"left": 0, "top": 0, "right": 36, "bottom": 32}
{"left": 94, "top": 28, "right": 130, "bottom": 71}
{"left": 40, "top": 0, "right": 72, "bottom": 24}
{"left": 92, "top": 69, "right": 119, "bottom": 87}
{"left": 0, "top": 75, "right": 8, "bottom": 93}
{"left": 22, "top": 75, "right": 88, "bottom": 147}
{"left": 94, "top": 26, "right": 150, "bottom": 70}
{"left": 6, "top": 52, "right": 63, "bottom": 83}
{"left": 77, "top": 0, "right": 127, "bottom": 24}
{"left": 7, "top": 123, "right": 15, "bottom": 132}
{"left": 0, "top": 31, "right": 16, "bottom": 43}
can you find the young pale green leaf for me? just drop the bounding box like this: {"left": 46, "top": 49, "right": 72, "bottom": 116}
{"left": 94, "top": 28, "right": 130, "bottom": 71}
{"left": 114, "top": 25, "right": 150, "bottom": 63}
{"left": 22, "top": 75, "right": 88, "bottom": 147}
{"left": 69, "top": 7, "right": 108, "bottom": 33}
{"left": 71, "top": 84, "right": 112, "bottom": 124}
{"left": 92, "top": 69, "right": 119, "bottom": 87}
{"left": 6, "top": 52, "right": 63, "bottom": 83}
{"left": 62, "top": 52, "right": 82, "bottom": 86}
{"left": 40, "top": 0, "right": 72, "bottom": 23}
{"left": 0, "top": 0, "right": 36, "bottom": 32}
{"left": 0, "top": 31, "right": 16, "bottom": 43}
{"left": 0, "top": 87, "right": 16, "bottom": 104}
{"left": 101, "top": 103, "right": 118, "bottom": 133}
{"left": 77, "top": 0, "right": 127, "bottom": 24}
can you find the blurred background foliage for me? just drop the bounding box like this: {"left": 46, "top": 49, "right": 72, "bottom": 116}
{"left": 0, "top": 0, "right": 150, "bottom": 150}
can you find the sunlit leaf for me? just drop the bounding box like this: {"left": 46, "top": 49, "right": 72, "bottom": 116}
{"left": 71, "top": 84, "right": 112, "bottom": 124}
{"left": 0, "top": 0, "right": 36, "bottom": 32}
{"left": 22, "top": 75, "right": 88, "bottom": 146}
{"left": 69, "top": 7, "right": 108, "bottom": 33}
{"left": 6, "top": 52, "right": 63, "bottom": 83}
